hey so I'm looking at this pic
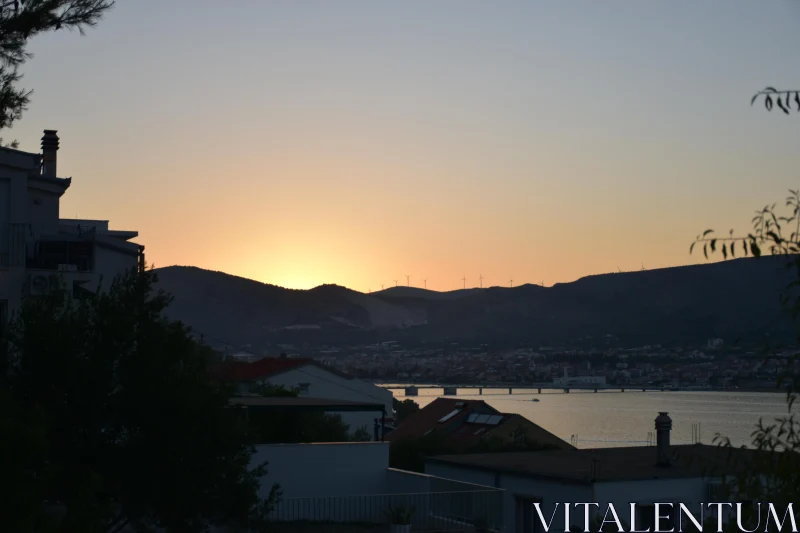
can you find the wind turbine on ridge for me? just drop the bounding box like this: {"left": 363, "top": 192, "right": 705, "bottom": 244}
{"left": 406, "top": 274, "right": 411, "bottom": 287}
{"left": 461, "top": 275, "right": 466, "bottom": 290}
{"left": 423, "top": 278, "right": 428, "bottom": 290}
{"left": 479, "top": 274, "right": 483, "bottom": 288}
{"left": 509, "top": 278, "right": 513, "bottom": 288}
{"left": 393, "top": 279, "right": 398, "bottom": 287}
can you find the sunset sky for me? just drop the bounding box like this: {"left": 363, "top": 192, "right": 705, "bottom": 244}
{"left": 9, "top": 1, "right": 800, "bottom": 292}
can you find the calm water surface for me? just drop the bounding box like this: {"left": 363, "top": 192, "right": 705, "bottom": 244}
{"left": 391, "top": 388, "right": 793, "bottom": 449}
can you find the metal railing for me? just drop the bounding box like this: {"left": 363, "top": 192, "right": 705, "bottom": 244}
{"left": 270, "top": 489, "right": 504, "bottom": 531}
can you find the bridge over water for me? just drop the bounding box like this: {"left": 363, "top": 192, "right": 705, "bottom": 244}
{"left": 378, "top": 383, "right": 706, "bottom": 396}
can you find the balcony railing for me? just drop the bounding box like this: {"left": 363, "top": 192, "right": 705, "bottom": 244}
{"left": 26, "top": 238, "right": 94, "bottom": 272}
{"left": 270, "top": 489, "right": 504, "bottom": 532}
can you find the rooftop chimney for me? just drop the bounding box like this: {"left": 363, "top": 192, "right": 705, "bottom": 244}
{"left": 41, "top": 130, "right": 59, "bottom": 177}
{"left": 655, "top": 412, "right": 672, "bottom": 467}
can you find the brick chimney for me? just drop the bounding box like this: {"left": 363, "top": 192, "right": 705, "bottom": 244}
{"left": 655, "top": 412, "right": 672, "bottom": 467}
{"left": 41, "top": 130, "right": 59, "bottom": 177}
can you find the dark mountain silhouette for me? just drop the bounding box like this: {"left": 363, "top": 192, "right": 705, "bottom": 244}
{"left": 153, "top": 256, "right": 796, "bottom": 351}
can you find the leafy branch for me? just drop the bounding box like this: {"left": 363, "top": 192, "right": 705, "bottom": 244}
{"left": 690, "top": 189, "right": 800, "bottom": 260}
{"left": 0, "top": 0, "right": 113, "bottom": 137}
{"left": 691, "top": 189, "right": 800, "bottom": 401}
{"left": 751, "top": 87, "right": 800, "bottom": 114}
{"left": 692, "top": 190, "right": 800, "bottom": 512}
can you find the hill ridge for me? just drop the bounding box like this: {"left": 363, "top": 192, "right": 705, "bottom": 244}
{"left": 153, "top": 256, "right": 795, "bottom": 350}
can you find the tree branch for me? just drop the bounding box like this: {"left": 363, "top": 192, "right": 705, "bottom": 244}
{"left": 751, "top": 87, "right": 800, "bottom": 114}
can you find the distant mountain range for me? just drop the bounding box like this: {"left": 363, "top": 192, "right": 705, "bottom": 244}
{"left": 153, "top": 256, "right": 798, "bottom": 352}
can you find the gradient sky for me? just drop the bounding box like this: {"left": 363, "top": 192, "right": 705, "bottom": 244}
{"left": 8, "top": 1, "right": 800, "bottom": 291}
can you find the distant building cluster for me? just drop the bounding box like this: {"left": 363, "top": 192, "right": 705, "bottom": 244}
{"left": 309, "top": 341, "right": 793, "bottom": 390}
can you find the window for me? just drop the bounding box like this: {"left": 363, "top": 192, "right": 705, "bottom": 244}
{"left": 298, "top": 383, "right": 310, "bottom": 395}
{"left": 486, "top": 415, "right": 503, "bottom": 425}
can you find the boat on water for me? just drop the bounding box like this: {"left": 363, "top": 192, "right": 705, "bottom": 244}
{"left": 531, "top": 398, "right": 540, "bottom": 402}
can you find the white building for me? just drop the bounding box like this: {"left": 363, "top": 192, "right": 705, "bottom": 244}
{"left": 251, "top": 440, "right": 504, "bottom": 530}
{"left": 426, "top": 413, "right": 758, "bottom": 533}
{"left": 215, "top": 356, "right": 395, "bottom": 436}
{"left": 0, "top": 130, "right": 142, "bottom": 317}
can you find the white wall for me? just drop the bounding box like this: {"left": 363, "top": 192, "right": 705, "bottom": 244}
{"left": 256, "top": 443, "right": 504, "bottom": 528}
{"left": 594, "top": 477, "right": 712, "bottom": 528}
{"left": 0, "top": 161, "right": 33, "bottom": 313}
{"left": 93, "top": 245, "right": 138, "bottom": 288}
{"left": 426, "top": 462, "right": 593, "bottom": 533}
{"left": 252, "top": 442, "right": 390, "bottom": 500}
{"left": 28, "top": 189, "right": 60, "bottom": 235}
{"left": 427, "top": 461, "right": 725, "bottom": 533}
{"left": 265, "top": 364, "right": 394, "bottom": 436}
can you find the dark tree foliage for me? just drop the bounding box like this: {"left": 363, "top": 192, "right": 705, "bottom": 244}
{"left": 691, "top": 190, "right": 800, "bottom": 525}
{"left": 248, "top": 407, "right": 352, "bottom": 444}
{"left": 246, "top": 383, "right": 359, "bottom": 443}
{"left": 751, "top": 87, "right": 800, "bottom": 115}
{"left": 0, "top": 268, "right": 279, "bottom": 532}
{"left": 393, "top": 397, "right": 420, "bottom": 424}
{"left": 0, "top": 0, "right": 113, "bottom": 144}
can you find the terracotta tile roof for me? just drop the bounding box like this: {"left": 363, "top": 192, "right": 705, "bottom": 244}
{"left": 229, "top": 396, "right": 386, "bottom": 411}
{"left": 483, "top": 413, "right": 575, "bottom": 450}
{"left": 387, "top": 398, "right": 573, "bottom": 451}
{"left": 386, "top": 398, "right": 499, "bottom": 442}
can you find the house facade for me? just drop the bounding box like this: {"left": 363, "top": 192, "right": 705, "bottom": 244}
{"left": 425, "top": 413, "right": 755, "bottom": 533}
{"left": 215, "top": 356, "right": 395, "bottom": 436}
{"left": 0, "top": 130, "right": 142, "bottom": 317}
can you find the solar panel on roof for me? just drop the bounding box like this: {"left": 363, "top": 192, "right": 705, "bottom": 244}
{"left": 438, "top": 409, "right": 461, "bottom": 423}
{"left": 467, "top": 413, "right": 479, "bottom": 423}
{"left": 486, "top": 415, "right": 503, "bottom": 425}
{"left": 475, "top": 414, "right": 492, "bottom": 424}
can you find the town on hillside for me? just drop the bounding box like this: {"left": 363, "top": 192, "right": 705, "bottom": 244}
{"left": 311, "top": 341, "right": 793, "bottom": 391}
